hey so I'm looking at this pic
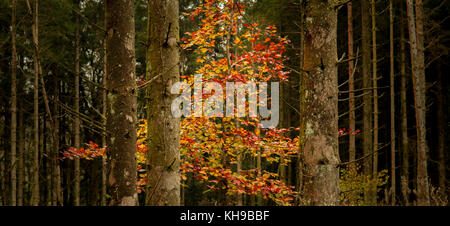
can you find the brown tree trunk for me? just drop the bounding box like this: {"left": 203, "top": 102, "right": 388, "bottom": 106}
{"left": 347, "top": 1, "right": 356, "bottom": 170}
{"left": 52, "top": 76, "right": 59, "bottom": 206}
{"left": 17, "top": 85, "right": 24, "bottom": 206}
{"left": 30, "top": 0, "right": 40, "bottom": 206}
{"left": 400, "top": 10, "right": 409, "bottom": 205}
{"left": 389, "top": 0, "right": 396, "bottom": 205}
{"left": 361, "top": 0, "right": 373, "bottom": 179}
{"left": 101, "top": 21, "right": 107, "bottom": 207}
{"left": 146, "top": 0, "right": 181, "bottom": 206}
{"left": 74, "top": 3, "right": 81, "bottom": 206}
{"left": 105, "top": 0, "right": 138, "bottom": 206}
{"left": 300, "top": 0, "right": 340, "bottom": 206}
{"left": 10, "top": 0, "right": 17, "bottom": 206}
{"left": 406, "top": 0, "right": 430, "bottom": 206}
{"left": 371, "top": 0, "right": 379, "bottom": 179}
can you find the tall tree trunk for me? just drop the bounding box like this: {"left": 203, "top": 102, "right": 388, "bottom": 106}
{"left": 406, "top": 0, "right": 430, "bottom": 206}
{"left": 436, "top": 62, "right": 446, "bottom": 197}
{"left": 52, "top": 76, "right": 59, "bottom": 206}
{"left": 105, "top": 0, "right": 138, "bottom": 206}
{"left": 146, "top": 0, "right": 181, "bottom": 206}
{"left": 389, "top": 0, "right": 396, "bottom": 205}
{"left": 400, "top": 13, "right": 409, "bottom": 205}
{"left": 361, "top": 0, "right": 373, "bottom": 179}
{"left": 347, "top": 1, "right": 356, "bottom": 170}
{"left": 10, "top": 0, "right": 17, "bottom": 206}
{"left": 17, "top": 85, "right": 24, "bottom": 206}
{"left": 371, "top": 0, "right": 378, "bottom": 179}
{"left": 31, "top": 0, "right": 40, "bottom": 206}
{"left": 101, "top": 22, "right": 107, "bottom": 207}
{"left": 74, "top": 2, "right": 81, "bottom": 206}
{"left": 300, "top": 0, "right": 340, "bottom": 206}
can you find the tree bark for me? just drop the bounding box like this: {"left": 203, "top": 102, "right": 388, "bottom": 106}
{"left": 300, "top": 0, "right": 340, "bottom": 206}
{"left": 101, "top": 19, "right": 107, "bottom": 207}
{"left": 10, "top": 0, "right": 17, "bottom": 206}
{"left": 347, "top": 1, "right": 356, "bottom": 170}
{"left": 389, "top": 0, "right": 396, "bottom": 205}
{"left": 52, "top": 76, "right": 59, "bottom": 206}
{"left": 406, "top": 0, "right": 430, "bottom": 206}
{"left": 17, "top": 85, "right": 24, "bottom": 206}
{"left": 74, "top": 0, "right": 81, "bottom": 206}
{"left": 371, "top": 0, "right": 379, "bottom": 179}
{"left": 400, "top": 9, "right": 409, "bottom": 205}
{"left": 361, "top": 0, "right": 373, "bottom": 179}
{"left": 105, "top": 0, "right": 138, "bottom": 206}
{"left": 31, "top": 0, "right": 40, "bottom": 206}
{"left": 146, "top": 0, "right": 181, "bottom": 206}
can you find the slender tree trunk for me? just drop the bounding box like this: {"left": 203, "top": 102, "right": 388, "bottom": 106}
{"left": 17, "top": 86, "right": 24, "bottom": 206}
{"left": 31, "top": 0, "right": 40, "bottom": 206}
{"left": 389, "top": 0, "right": 396, "bottom": 205}
{"left": 297, "top": 0, "right": 305, "bottom": 206}
{"left": 105, "top": 0, "right": 138, "bottom": 206}
{"left": 101, "top": 23, "right": 107, "bottom": 207}
{"left": 74, "top": 3, "right": 81, "bottom": 206}
{"left": 371, "top": 0, "right": 378, "bottom": 179}
{"left": 146, "top": 0, "right": 181, "bottom": 206}
{"left": 52, "top": 76, "right": 59, "bottom": 206}
{"left": 406, "top": 0, "right": 430, "bottom": 206}
{"left": 400, "top": 16, "right": 410, "bottom": 205}
{"left": 300, "top": 0, "right": 340, "bottom": 206}
{"left": 347, "top": 1, "right": 356, "bottom": 170}
{"left": 361, "top": 0, "right": 373, "bottom": 179}
{"left": 436, "top": 62, "right": 446, "bottom": 196}
{"left": 10, "top": 0, "right": 17, "bottom": 206}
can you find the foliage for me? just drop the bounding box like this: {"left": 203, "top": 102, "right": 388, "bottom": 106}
{"left": 339, "top": 164, "right": 389, "bottom": 206}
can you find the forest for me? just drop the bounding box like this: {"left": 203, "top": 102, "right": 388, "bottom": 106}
{"left": 0, "top": 0, "right": 448, "bottom": 206}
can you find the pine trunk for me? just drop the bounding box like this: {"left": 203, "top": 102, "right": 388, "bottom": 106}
{"left": 31, "top": 0, "right": 40, "bottom": 206}
{"left": 105, "top": 0, "right": 138, "bottom": 206}
{"left": 300, "top": 0, "right": 340, "bottom": 206}
{"left": 347, "top": 1, "right": 356, "bottom": 169}
{"left": 361, "top": 0, "right": 373, "bottom": 178}
{"left": 400, "top": 10, "right": 409, "bottom": 205}
{"left": 74, "top": 2, "right": 81, "bottom": 206}
{"left": 146, "top": 0, "right": 181, "bottom": 206}
{"left": 406, "top": 0, "right": 430, "bottom": 206}
{"left": 10, "top": 0, "right": 17, "bottom": 206}
{"left": 389, "top": 0, "right": 396, "bottom": 205}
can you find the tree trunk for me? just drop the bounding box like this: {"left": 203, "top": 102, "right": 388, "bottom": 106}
{"left": 101, "top": 21, "right": 107, "bottom": 207}
{"left": 146, "top": 0, "right": 181, "bottom": 206}
{"left": 300, "top": 0, "right": 340, "bottom": 206}
{"left": 347, "top": 1, "right": 356, "bottom": 170}
{"left": 31, "top": 0, "right": 40, "bottom": 206}
{"left": 10, "top": 0, "right": 17, "bottom": 206}
{"left": 17, "top": 86, "right": 24, "bottom": 206}
{"left": 371, "top": 0, "right": 378, "bottom": 179}
{"left": 389, "top": 0, "right": 396, "bottom": 205}
{"left": 105, "top": 0, "right": 138, "bottom": 206}
{"left": 74, "top": 1, "right": 81, "bottom": 206}
{"left": 406, "top": 0, "right": 430, "bottom": 206}
{"left": 52, "top": 76, "right": 59, "bottom": 206}
{"left": 400, "top": 10, "right": 409, "bottom": 205}
{"left": 361, "top": 0, "right": 373, "bottom": 178}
